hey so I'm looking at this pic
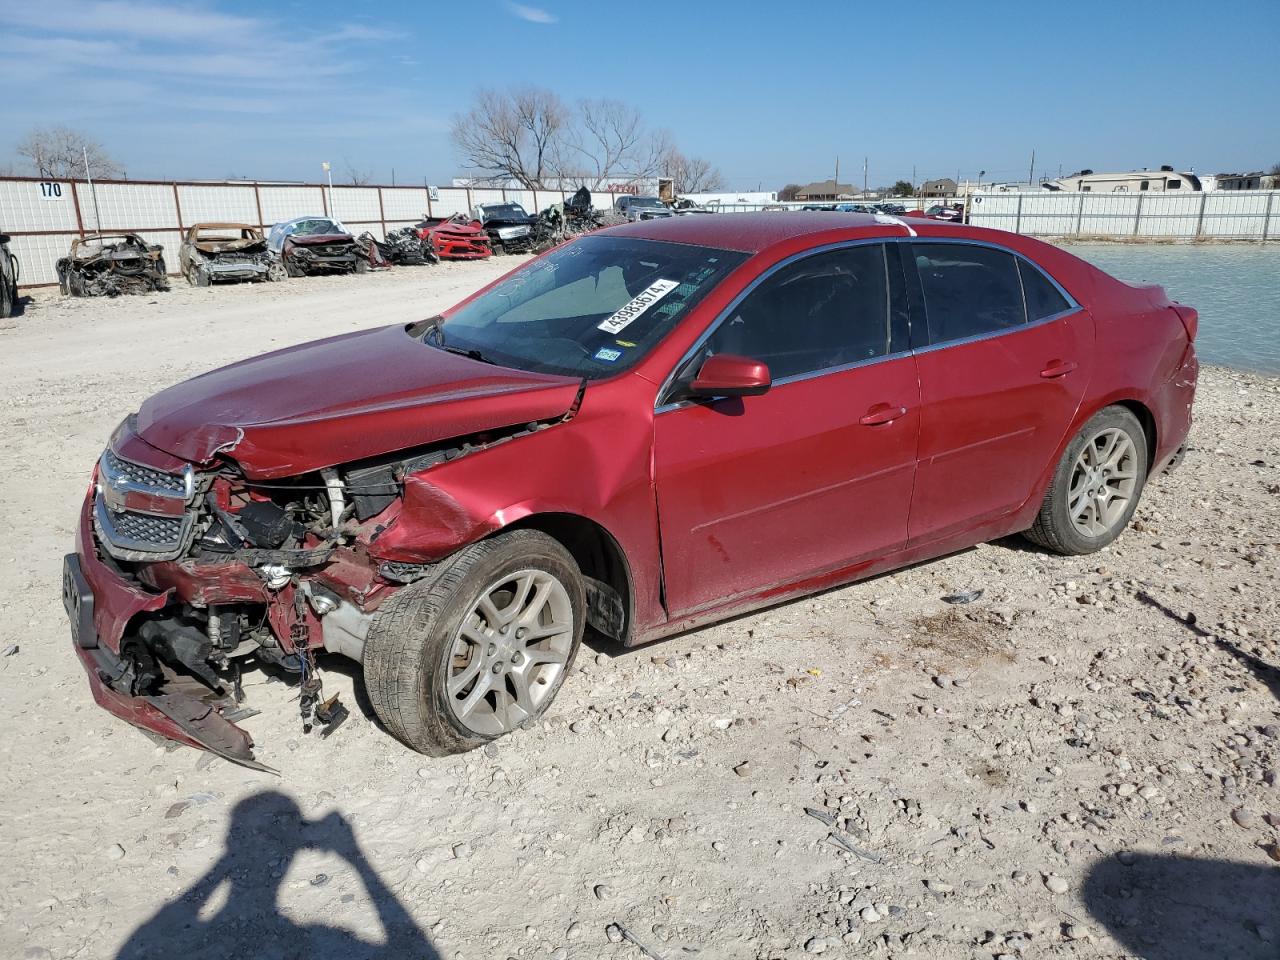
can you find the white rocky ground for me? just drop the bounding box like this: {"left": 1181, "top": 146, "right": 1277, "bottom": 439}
{"left": 1, "top": 263, "right": 1277, "bottom": 960}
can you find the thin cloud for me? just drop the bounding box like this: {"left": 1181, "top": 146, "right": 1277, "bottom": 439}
{"left": 503, "top": 2, "right": 557, "bottom": 24}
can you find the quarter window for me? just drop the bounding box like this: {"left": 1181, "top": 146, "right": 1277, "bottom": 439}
{"left": 913, "top": 243, "right": 1026, "bottom": 345}
{"left": 1018, "top": 259, "right": 1071, "bottom": 321}
{"left": 701, "top": 245, "right": 892, "bottom": 382}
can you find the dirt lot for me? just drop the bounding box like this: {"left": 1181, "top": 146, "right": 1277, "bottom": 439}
{"left": 1, "top": 264, "right": 1277, "bottom": 960}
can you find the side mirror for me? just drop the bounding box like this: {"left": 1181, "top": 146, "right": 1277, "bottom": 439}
{"left": 688, "top": 354, "right": 771, "bottom": 398}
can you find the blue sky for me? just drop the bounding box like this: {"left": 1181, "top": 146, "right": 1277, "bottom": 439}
{"left": 2, "top": 0, "right": 1277, "bottom": 189}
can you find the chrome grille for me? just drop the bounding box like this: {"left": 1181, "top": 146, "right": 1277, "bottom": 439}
{"left": 93, "top": 448, "right": 196, "bottom": 561}
{"left": 102, "top": 449, "right": 187, "bottom": 494}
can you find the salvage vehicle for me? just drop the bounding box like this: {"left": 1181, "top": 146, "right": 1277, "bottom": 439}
{"left": 64, "top": 213, "right": 1198, "bottom": 767}
{"left": 0, "top": 231, "right": 17, "bottom": 318}
{"left": 616, "top": 195, "right": 675, "bottom": 221}
{"left": 179, "top": 223, "right": 284, "bottom": 286}
{"left": 57, "top": 234, "right": 170, "bottom": 297}
{"left": 414, "top": 214, "right": 492, "bottom": 260}
{"left": 379, "top": 226, "right": 439, "bottom": 266}
{"left": 473, "top": 202, "right": 539, "bottom": 254}
{"left": 268, "top": 217, "right": 363, "bottom": 277}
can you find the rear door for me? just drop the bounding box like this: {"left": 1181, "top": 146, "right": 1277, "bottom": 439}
{"left": 905, "top": 241, "right": 1094, "bottom": 543}
{"left": 653, "top": 243, "right": 920, "bottom": 618}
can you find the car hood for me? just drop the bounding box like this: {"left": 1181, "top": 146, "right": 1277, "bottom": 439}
{"left": 287, "top": 233, "right": 354, "bottom": 247}
{"left": 482, "top": 215, "right": 538, "bottom": 228}
{"left": 134, "top": 324, "right": 582, "bottom": 479}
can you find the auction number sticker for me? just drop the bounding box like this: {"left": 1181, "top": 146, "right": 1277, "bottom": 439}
{"left": 597, "top": 278, "right": 679, "bottom": 334}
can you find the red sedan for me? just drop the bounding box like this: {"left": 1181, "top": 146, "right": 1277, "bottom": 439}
{"left": 64, "top": 213, "right": 1198, "bottom": 765}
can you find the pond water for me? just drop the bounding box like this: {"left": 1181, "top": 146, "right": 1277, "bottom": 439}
{"left": 1066, "top": 243, "right": 1280, "bottom": 375}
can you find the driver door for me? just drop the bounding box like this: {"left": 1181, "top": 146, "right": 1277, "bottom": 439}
{"left": 652, "top": 243, "right": 921, "bottom": 618}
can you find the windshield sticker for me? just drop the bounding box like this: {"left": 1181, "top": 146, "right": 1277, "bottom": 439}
{"left": 615, "top": 339, "right": 637, "bottom": 348}
{"left": 597, "top": 278, "right": 680, "bottom": 334}
{"left": 594, "top": 347, "right": 623, "bottom": 362}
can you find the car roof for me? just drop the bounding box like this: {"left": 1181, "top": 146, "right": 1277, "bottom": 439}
{"left": 605, "top": 211, "right": 914, "bottom": 253}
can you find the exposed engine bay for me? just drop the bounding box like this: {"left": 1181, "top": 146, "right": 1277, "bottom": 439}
{"left": 180, "top": 223, "right": 283, "bottom": 286}
{"left": 57, "top": 234, "right": 170, "bottom": 297}
{"left": 79, "top": 409, "right": 577, "bottom": 769}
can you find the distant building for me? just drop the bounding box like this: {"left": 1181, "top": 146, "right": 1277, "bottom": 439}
{"left": 794, "top": 180, "right": 857, "bottom": 201}
{"left": 918, "top": 178, "right": 958, "bottom": 198}
{"left": 683, "top": 191, "right": 777, "bottom": 206}
{"left": 1216, "top": 172, "right": 1280, "bottom": 191}
{"left": 1052, "top": 168, "right": 1202, "bottom": 192}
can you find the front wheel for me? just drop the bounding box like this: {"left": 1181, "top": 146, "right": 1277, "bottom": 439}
{"left": 1024, "top": 406, "right": 1149, "bottom": 555}
{"left": 363, "top": 530, "right": 585, "bottom": 755}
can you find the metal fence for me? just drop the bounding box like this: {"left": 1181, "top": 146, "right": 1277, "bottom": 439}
{"left": 965, "top": 190, "right": 1279, "bottom": 240}
{"left": 0, "top": 176, "right": 636, "bottom": 287}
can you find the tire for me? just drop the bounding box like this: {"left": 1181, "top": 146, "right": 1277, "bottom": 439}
{"left": 192, "top": 265, "right": 211, "bottom": 287}
{"left": 266, "top": 259, "right": 287, "bottom": 283}
{"left": 363, "top": 530, "right": 586, "bottom": 755}
{"left": 0, "top": 276, "right": 11, "bottom": 320}
{"left": 1024, "top": 406, "right": 1149, "bottom": 555}
{"left": 353, "top": 257, "right": 369, "bottom": 274}
{"left": 57, "top": 264, "right": 70, "bottom": 297}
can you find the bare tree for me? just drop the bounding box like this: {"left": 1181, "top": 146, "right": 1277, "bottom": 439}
{"left": 16, "top": 126, "right": 125, "bottom": 179}
{"left": 342, "top": 159, "right": 373, "bottom": 186}
{"left": 662, "top": 148, "right": 724, "bottom": 194}
{"left": 778, "top": 183, "right": 803, "bottom": 202}
{"left": 1269, "top": 161, "right": 1280, "bottom": 178}
{"left": 451, "top": 87, "right": 569, "bottom": 188}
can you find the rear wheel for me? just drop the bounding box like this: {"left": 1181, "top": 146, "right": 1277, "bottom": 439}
{"left": 363, "top": 530, "right": 585, "bottom": 755}
{"left": 1024, "top": 406, "right": 1148, "bottom": 555}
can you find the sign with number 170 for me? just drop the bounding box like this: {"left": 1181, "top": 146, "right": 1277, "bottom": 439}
{"left": 39, "top": 182, "right": 65, "bottom": 200}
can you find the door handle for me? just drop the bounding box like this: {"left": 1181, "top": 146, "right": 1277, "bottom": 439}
{"left": 859, "top": 403, "right": 908, "bottom": 426}
{"left": 1040, "top": 360, "right": 1078, "bottom": 379}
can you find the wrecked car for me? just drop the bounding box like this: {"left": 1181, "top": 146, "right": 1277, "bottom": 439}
{"left": 530, "top": 187, "right": 626, "bottom": 254}
{"left": 414, "top": 214, "right": 492, "bottom": 260}
{"left": 268, "top": 216, "right": 364, "bottom": 277}
{"left": 378, "top": 226, "right": 439, "bottom": 266}
{"left": 65, "top": 212, "right": 1198, "bottom": 768}
{"left": 615, "top": 195, "right": 675, "bottom": 221}
{"left": 1, "top": 231, "right": 18, "bottom": 318}
{"left": 57, "top": 234, "right": 170, "bottom": 297}
{"left": 473, "top": 202, "right": 539, "bottom": 255}
{"left": 179, "top": 223, "right": 285, "bottom": 286}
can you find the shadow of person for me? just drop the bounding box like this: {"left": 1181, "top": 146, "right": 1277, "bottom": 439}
{"left": 116, "top": 791, "right": 440, "bottom": 960}
{"left": 1136, "top": 590, "right": 1280, "bottom": 704}
{"left": 1083, "top": 853, "right": 1280, "bottom": 959}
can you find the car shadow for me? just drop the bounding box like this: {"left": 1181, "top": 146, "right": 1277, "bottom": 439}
{"left": 114, "top": 791, "right": 440, "bottom": 960}
{"left": 1135, "top": 590, "right": 1280, "bottom": 703}
{"left": 1082, "top": 853, "right": 1279, "bottom": 958}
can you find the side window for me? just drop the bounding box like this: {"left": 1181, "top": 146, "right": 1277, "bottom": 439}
{"left": 1018, "top": 258, "right": 1071, "bottom": 321}
{"left": 702, "top": 245, "right": 892, "bottom": 382}
{"left": 913, "top": 243, "right": 1026, "bottom": 345}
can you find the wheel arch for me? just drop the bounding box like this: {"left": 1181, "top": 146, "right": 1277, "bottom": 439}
{"left": 503, "top": 511, "right": 635, "bottom": 645}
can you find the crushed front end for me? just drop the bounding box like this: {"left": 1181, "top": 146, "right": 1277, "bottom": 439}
{"left": 64, "top": 423, "right": 399, "bottom": 769}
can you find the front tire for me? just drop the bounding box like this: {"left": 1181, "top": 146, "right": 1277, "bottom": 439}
{"left": 1024, "top": 406, "right": 1149, "bottom": 555}
{"left": 363, "top": 530, "right": 585, "bottom": 755}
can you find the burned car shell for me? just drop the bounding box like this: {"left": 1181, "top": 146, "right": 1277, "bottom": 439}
{"left": 473, "top": 203, "right": 538, "bottom": 254}
{"left": 269, "top": 217, "right": 362, "bottom": 277}
{"left": 0, "top": 231, "right": 18, "bottom": 318}
{"left": 179, "top": 223, "right": 282, "bottom": 285}
{"left": 64, "top": 214, "right": 1199, "bottom": 767}
{"left": 57, "top": 234, "right": 170, "bottom": 297}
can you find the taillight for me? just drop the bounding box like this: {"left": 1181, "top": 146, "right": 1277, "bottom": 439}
{"left": 1171, "top": 304, "right": 1199, "bottom": 342}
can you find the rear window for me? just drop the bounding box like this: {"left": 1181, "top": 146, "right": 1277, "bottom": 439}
{"left": 913, "top": 243, "right": 1026, "bottom": 345}
{"left": 1018, "top": 258, "right": 1071, "bottom": 321}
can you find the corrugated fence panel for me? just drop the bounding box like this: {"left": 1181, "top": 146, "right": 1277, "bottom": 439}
{"left": 431, "top": 188, "right": 470, "bottom": 218}
{"left": 133, "top": 230, "right": 184, "bottom": 265}
{"left": 1078, "top": 193, "right": 1139, "bottom": 237}
{"left": 506, "top": 189, "right": 538, "bottom": 212}
{"left": 8, "top": 234, "right": 69, "bottom": 286}
{"left": 331, "top": 188, "right": 381, "bottom": 224}
{"left": 0, "top": 179, "right": 80, "bottom": 232}
{"left": 178, "top": 185, "right": 258, "bottom": 226}
{"left": 1137, "top": 193, "right": 1203, "bottom": 238}
{"left": 1202, "top": 191, "right": 1272, "bottom": 239}
{"left": 381, "top": 188, "right": 430, "bottom": 221}
{"left": 80, "top": 182, "right": 175, "bottom": 232}
{"left": 468, "top": 188, "right": 506, "bottom": 209}
{"left": 258, "top": 185, "right": 328, "bottom": 226}
{"left": 966, "top": 194, "right": 1019, "bottom": 231}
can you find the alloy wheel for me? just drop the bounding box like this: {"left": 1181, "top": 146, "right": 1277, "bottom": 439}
{"left": 445, "top": 569, "right": 574, "bottom": 736}
{"left": 1068, "top": 427, "right": 1139, "bottom": 537}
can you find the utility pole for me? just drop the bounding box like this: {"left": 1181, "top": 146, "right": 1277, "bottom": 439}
{"left": 1028, "top": 149, "right": 1035, "bottom": 187}
{"left": 322, "top": 161, "right": 334, "bottom": 215}
{"left": 863, "top": 156, "right": 868, "bottom": 195}
{"left": 834, "top": 156, "right": 840, "bottom": 198}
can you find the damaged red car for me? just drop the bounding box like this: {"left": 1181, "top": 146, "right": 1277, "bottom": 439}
{"left": 415, "top": 214, "right": 492, "bottom": 260}
{"left": 64, "top": 213, "right": 1198, "bottom": 767}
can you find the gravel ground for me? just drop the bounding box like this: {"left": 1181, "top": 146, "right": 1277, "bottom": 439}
{"left": 1, "top": 263, "right": 1277, "bottom": 960}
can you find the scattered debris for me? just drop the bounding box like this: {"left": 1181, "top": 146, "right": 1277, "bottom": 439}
{"left": 942, "top": 589, "right": 984, "bottom": 604}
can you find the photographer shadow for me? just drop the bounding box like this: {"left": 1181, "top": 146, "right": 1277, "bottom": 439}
{"left": 116, "top": 790, "right": 439, "bottom": 960}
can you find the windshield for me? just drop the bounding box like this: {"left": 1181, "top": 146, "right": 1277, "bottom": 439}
{"left": 292, "top": 218, "right": 343, "bottom": 236}
{"left": 481, "top": 204, "right": 529, "bottom": 219}
{"left": 432, "top": 235, "right": 748, "bottom": 378}
{"left": 630, "top": 197, "right": 664, "bottom": 207}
